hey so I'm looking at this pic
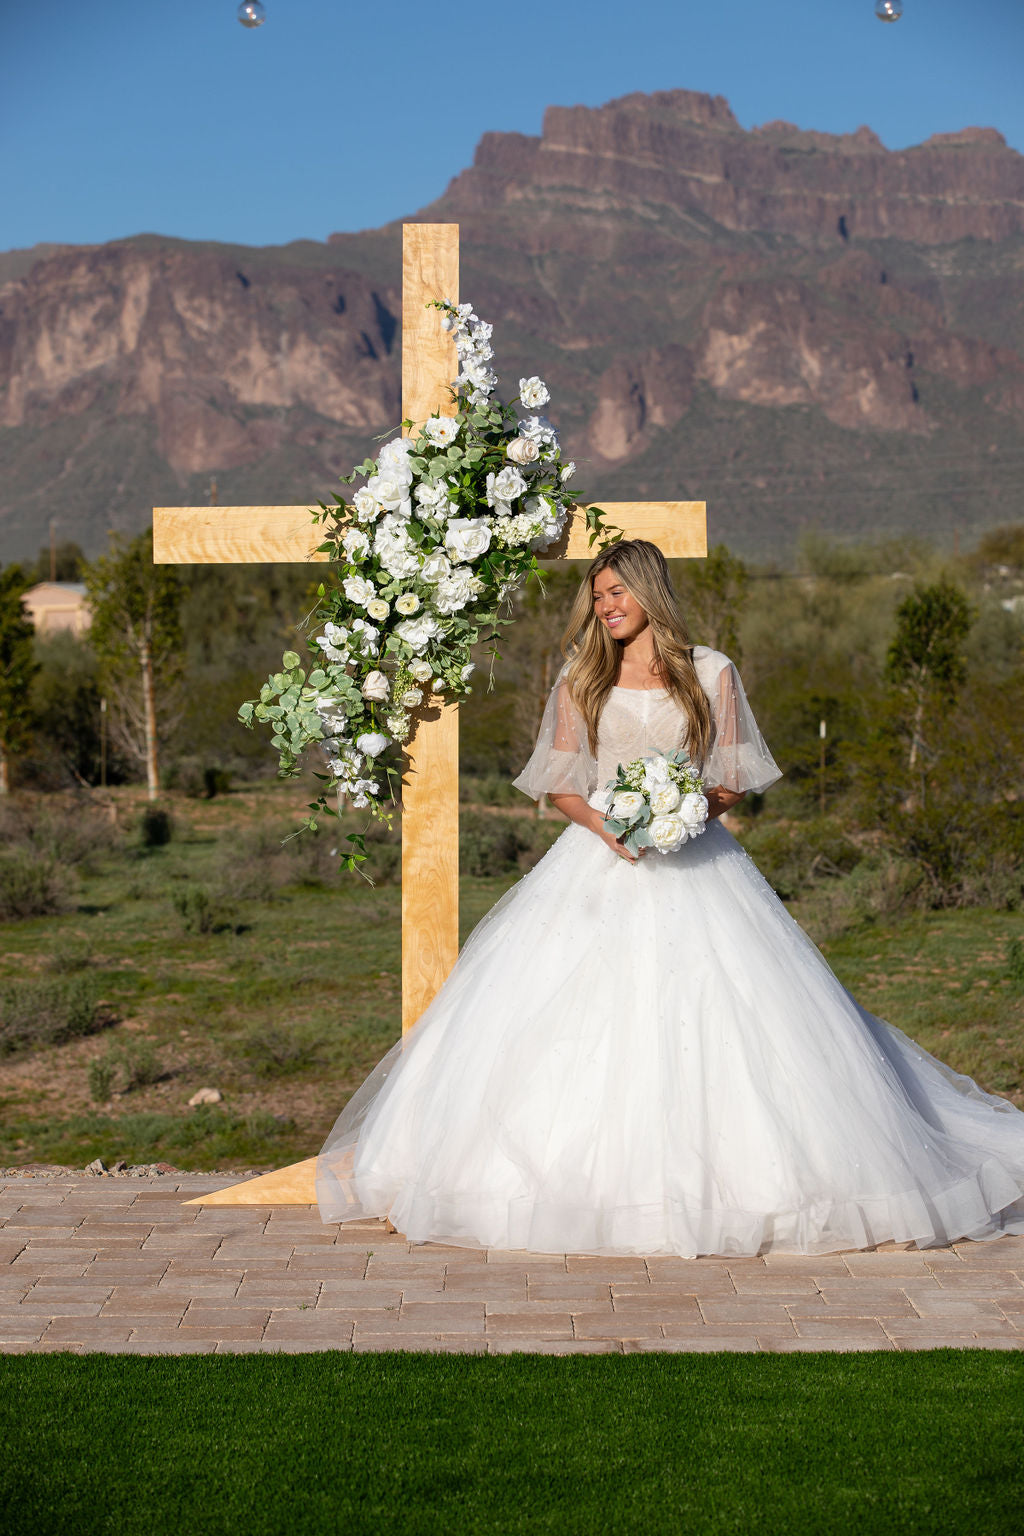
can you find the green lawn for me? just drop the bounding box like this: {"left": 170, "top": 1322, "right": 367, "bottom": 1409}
{"left": 2, "top": 1352, "right": 1022, "bottom": 1536}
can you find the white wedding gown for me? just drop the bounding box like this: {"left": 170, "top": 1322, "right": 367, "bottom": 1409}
{"left": 317, "top": 648, "right": 1024, "bottom": 1256}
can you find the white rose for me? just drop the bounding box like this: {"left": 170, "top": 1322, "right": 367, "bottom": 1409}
{"left": 649, "top": 782, "right": 681, "bottom": 815}
{"left": 367, "top": 470, "right": 413, "bottom": 512}
{"left": 518, "top": 414, "right": 559, "bottom": 449}
{"left": 433, "top": 567, "right": 483, "bottom": 616}
{"left": 420, "top": 551, "right": 452, "bottom": 585}
{"left": 487, "top": 466, "right": 528, "bottom": 505}
{"left": 365, "top": 599, "right": 390, "bottom": 622}
{"left": 350, "top": 618, "right": 379, "bottom": 655}
{"left": 560, "top": 460, "right": 576, "bottom": 484}
{"left": 342, "top": 528, "right": 370, "bottom": 559}
{"left": 610, "top": 791, "right": 646, "bottom": 821}
{"left": 355, "top": 731, "right": 389, "bottom": 757}
{"left": 460, "top": 663, "right": 475, "bottom": 682}
{"left": 423, "top": 415, "right": 459, "bottom": 447}
{"left": 523, "top": 494, "right": 565, "bottom": 549}
{"left": 649, "top": 813, "right": 688, "bottom": 853}
{"left": 519, "top": 376, "right": 551, "bottom": 409}
{"left": 396, "top": 614, "right": 442, "bottom": 654}
{"left": 394, "top": 592, "right": 420, "bottom": 615}
{"left": 380, "top": 548, "right": 420, "bottom": 580}
{"left": 506, "top": 437, "right": 540, "bottom": 467}
{"left": 351, "top": 487, "right": 379, "bottom": 523}
{"left": 343, "top": 575, "right": 376, "bottom": 608}
{"left": 316, "top": 622, "right": 349, "bottom": 663}
{"left": 679, "top": 792, "right": 709, "bottom": 835}
{"left": 445, "top": 517, "right": 492, "bottom": 563}
{"left": 399, "top": 687, "right": 424, "bottom": 708}
{"left": 376, "top": 437, "right": 414, "bottom": 473}
{"left": 360, "top": 670, "right": 390, "bottom": 702}
{"left": 409, "top": 658, "right": 433, "bottom": 682}
{"left": 642, "top": 756, "right": 673, "bottom": 792}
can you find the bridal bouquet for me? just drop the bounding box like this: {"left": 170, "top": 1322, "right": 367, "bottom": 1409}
{"left": 604, "top": 751, "right": 709, "bottom": 856}
{"left": 240, "top": 298, "right": 617, "bottom": 871}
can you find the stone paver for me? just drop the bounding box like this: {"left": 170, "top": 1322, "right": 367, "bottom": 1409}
{"left": 1, "top": 1174, "right": 1023, "bottom": 1354}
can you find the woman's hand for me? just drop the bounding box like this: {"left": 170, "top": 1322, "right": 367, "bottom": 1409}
{"left": 547, "top": 793, "right": 642, "bottom": 862}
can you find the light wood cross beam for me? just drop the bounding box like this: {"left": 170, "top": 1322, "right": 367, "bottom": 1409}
{"left": 153, "top": 223, "right": 706, "bottom": 1206}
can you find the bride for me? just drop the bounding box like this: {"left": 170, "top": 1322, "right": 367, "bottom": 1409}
{"left": 316, "top": 539, "right": 1024, "bottom": 1256}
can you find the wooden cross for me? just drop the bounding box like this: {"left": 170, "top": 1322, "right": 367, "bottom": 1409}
{"left": 153, "top": 224, "right": 706, "bottom": 1206}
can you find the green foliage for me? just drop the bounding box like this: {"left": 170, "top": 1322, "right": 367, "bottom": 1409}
{"left": 27, "top": 633, "right": 108, "bottom": 788}
{"left": 84, "top": 530, "right": 184, "bottom": 791}
{"left": 673, "top": 543, "right": 750, "bottom": 660}
{"left": 236, "top": 1022, "right": 324, "bottom": 1079}
{"left": 885, "top": 578, "right": 973, "bottom": 780}
{"left": 30, "top": 540, "right": 85, "bottom": 584}
{"left": 459, "top": 811, "right": 560, "bottom": 877}
{"left": 171, "top": 884, "right": 236, "bottom": 935}
{"left": 0, "top": 848, "right": 74, "bottom": 920}
{"left": 1008, "top": 938, "right": 1024, "bottom": 993}
{"left": 0, "top": 975, "right": 104, "bottom": 1056}
{"left": 0, "top": 563, "right": 38, "bottom": 786}
{"left": 738, "top": 817, "right": 863, "bottom": 903}
{"left": 86, "top": 1056, "right": 117, "bottom": 1105}
{"left": 139, "top": 804, "right": 174, "bottom": 847}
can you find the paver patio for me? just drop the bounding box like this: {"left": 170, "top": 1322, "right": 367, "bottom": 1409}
{"left": 2, "top": 1173, "right": 1023, "bottom": 1355}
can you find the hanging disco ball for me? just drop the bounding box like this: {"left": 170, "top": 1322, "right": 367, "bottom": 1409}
{"left": 875, "top": 0, "right": 903, "bottom": 20}
{"left": 238, "top": 0, "right": 266, "bottom": 27}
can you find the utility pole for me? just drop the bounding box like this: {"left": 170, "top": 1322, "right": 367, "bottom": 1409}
{"left": 49, "top": 519, "right": 57, "bottom": 582}
{"left": 819, "top": 719, "right": 827, "bottom": 816}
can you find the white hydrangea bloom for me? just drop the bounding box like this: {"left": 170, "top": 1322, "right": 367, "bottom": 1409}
{"left": 395, "top": 613, "right": 442, "bottom": 654}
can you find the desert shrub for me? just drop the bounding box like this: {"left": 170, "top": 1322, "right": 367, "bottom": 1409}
{"left": 0, "top": 799, "right": 119, "bottom": 869}
{"left": 237, "top": 1022, "right": 324, "bottom": 1079}
{"left": 460, "top": 775, "right": 522, "bottom": 808}
{"left": 0, "top": 848, "right": 75, "bottom": 921}
{"left": 459, "top": 811, "right": 559, "bottom": 877}
{"left": 739, "top": 817, "right": 863, "bottom": 902}
{"left": 166, "top": 758, "right": 233, "bottom": 799}
{"left": 172, "top": 884, "right": 236, "bottom": 935}
{"left": 798, "top": 854, "right": 929, "bottom": 943}
{"left": 0, "top": 976, "right": 104, "bottom": 1056}
{"left": 139, "top": 804, "right": 174, "bottom": 847}
{"left": 87, "top": 1056, "right": 117, "bottom": 1105}
{"left": 45, "top": 942, "right": 94, "bottom": 974}
{"left": 1008, "top": 939, "right": 1024, "bottom": 994}
{"left": 87, "top": 1040, "right": 165, "bottom": 1100}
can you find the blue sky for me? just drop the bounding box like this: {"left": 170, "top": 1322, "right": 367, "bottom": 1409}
{"left": 3, "top": 0, "right": 1023, "bottom": 252}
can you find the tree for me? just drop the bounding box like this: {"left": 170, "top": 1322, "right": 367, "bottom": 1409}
{"left": 885, "top": 579, "right": 973, "bottom": 778}
{"left": 84, "top": 531, "right": 183, "bottom": 800}
{"left": 673, "top": 544, "right": 749, "bottom": 662}
{"left": 0, "top": 565, "right": 37, "bottom": 794}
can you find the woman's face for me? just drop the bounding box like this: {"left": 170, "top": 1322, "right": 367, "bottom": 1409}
{"left": 592, "top": 567, "right": 650, "bottom": 643}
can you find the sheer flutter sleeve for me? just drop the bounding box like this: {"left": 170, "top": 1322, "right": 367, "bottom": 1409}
{"left": 700, "top": 653, "right": 783, "bottom": 795}
{"left": 512, "top": 667, "right": 598, "bottom": 802}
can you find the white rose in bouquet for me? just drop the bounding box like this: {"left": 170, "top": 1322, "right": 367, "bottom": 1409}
{"left": 506, "top": 437, "right": 541, "bottom": 467}
{"left": 342, "top": 528, "right": 369, "bottom": 559}
{"left": 560, "top": 460, "right": 576, "bottom": 484}
{"left": 679, "top": 792, "right": 709, "bottom": 836}
{"left": 366, "top": 470, "right": 412, "bottom": 517}
{"left": 649, "top": 813, "right": 687, "bottom": 853}
{"left": 433, "top": 567, "right": 483, "bottom": 615}
{"left": 355, "top": 731, "right": 389, "bottom": 757}
{"left": 343, "top": 575, "right": 376, "bottom": 608}
{"left": 649, "top": 782, "right": 681, "bottom": 815}
{"left": 487, "top": 466, "right": 528, "bottom": 506}
{"left": 394, "top": 592, "right": 420, "bottom": 615}
{"left": 350, "top": 618, "right": 379, "bottom": 655}
{"left": 408, "top": 658, "right": 433, "bottom": 683}
{"left": 316, "top": 622, "right": 350, "bottom": 663}
{"left": 351, "top": 487, "right": 379, "bottom": 523}
{"left": 518, "top": 415, "right": 559, "bottom": 451}
{"left": 376, "top": 437, "right": 415, "bottom": 473}
{"left": 366, "top": 599, "right": 390, "bottom": 622}
{"left": 396, "top": 614, "right": 442, "bottom": 654}
{"left": 420, "top": 550, "right": 452, "bottom": 584}
{"left": 445, "top": 518, "right": 492, "bottom": 563}
{"left": 460, "top": 663, "right": 475, "bottom": 682}
{"left": 423, "top": 415, "right": 459, "bottom": 447}
{"left": 519, "top": 376, "right": 551, "bottom": 409}
{"left": 360, "top": 670, "right": 390, "bottom": 701}
{"left": 400, "top": 687, "right": 424, "bottom": 708}
{"left": 642, "top": 756, "right": 673, "bottom": 792}
{"left": 611, "top": 791, "right": 647, "bottom": 820}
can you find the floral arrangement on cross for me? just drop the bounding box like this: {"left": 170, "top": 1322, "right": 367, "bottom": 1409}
{"left": 241, "top": 299, "right": 617, "bottom": 873}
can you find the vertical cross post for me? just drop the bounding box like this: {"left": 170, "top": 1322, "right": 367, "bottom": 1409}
{"left": 399, "top": 225, "right": 460, "bottom": 1033}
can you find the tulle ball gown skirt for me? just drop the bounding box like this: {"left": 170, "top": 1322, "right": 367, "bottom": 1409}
{"left": 316, "top": 818, "right": 1024, "bottom": 1257}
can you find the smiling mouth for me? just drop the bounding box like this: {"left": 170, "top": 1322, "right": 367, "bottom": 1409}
{"left": 605, "top": 615, "right": 625, "bottom": 628}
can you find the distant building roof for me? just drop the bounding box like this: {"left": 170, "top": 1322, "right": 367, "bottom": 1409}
{"left": 23, "top": 582, "right": 91, "bottom": 636}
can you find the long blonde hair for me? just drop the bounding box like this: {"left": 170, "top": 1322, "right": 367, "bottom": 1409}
{"left": 561, "top": 540, "right": 713, "bottom": 760}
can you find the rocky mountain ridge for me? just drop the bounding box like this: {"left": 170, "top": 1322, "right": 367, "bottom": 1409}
{"left": 2, "top": 88, "right": 1022, "bottom": 562}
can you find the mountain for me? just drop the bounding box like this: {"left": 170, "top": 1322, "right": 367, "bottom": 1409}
{"left": 3, "top": 89, "right": 1024, "bottom": 563}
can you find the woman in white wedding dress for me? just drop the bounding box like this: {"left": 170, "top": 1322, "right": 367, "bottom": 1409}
{"left": 317, "top": 540, "right": 1024, "bottom": 1257}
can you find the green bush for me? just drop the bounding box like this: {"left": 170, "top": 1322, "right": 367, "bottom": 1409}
{"left": 0, "top": 849, "right": 74, "bottom": 921}
{"left": 459, "top": 811, "right": 560, "bottom": 878}
{"left": 1008, "top": 938, "right": 1024, "bottom": 993}
{"left": 739, "top": 817, "right": 863, "bottom": 902}
{"left": 87, "top": 1057, "right": 117, "bottom": 1105}
{"left": 171, "top": 884, "right": 236, "bottom": 935}
{"left": 237, "top": 1023, "right": 324, "bottom": 1079}
{"left": 0, "top": 800, "right": 119, "bottom": 868}
{"left": 139, "top": 805, "right": 174, "bottom": 847}
{"left": 0, "top": 976, "right": 104, "bottom": 1057}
